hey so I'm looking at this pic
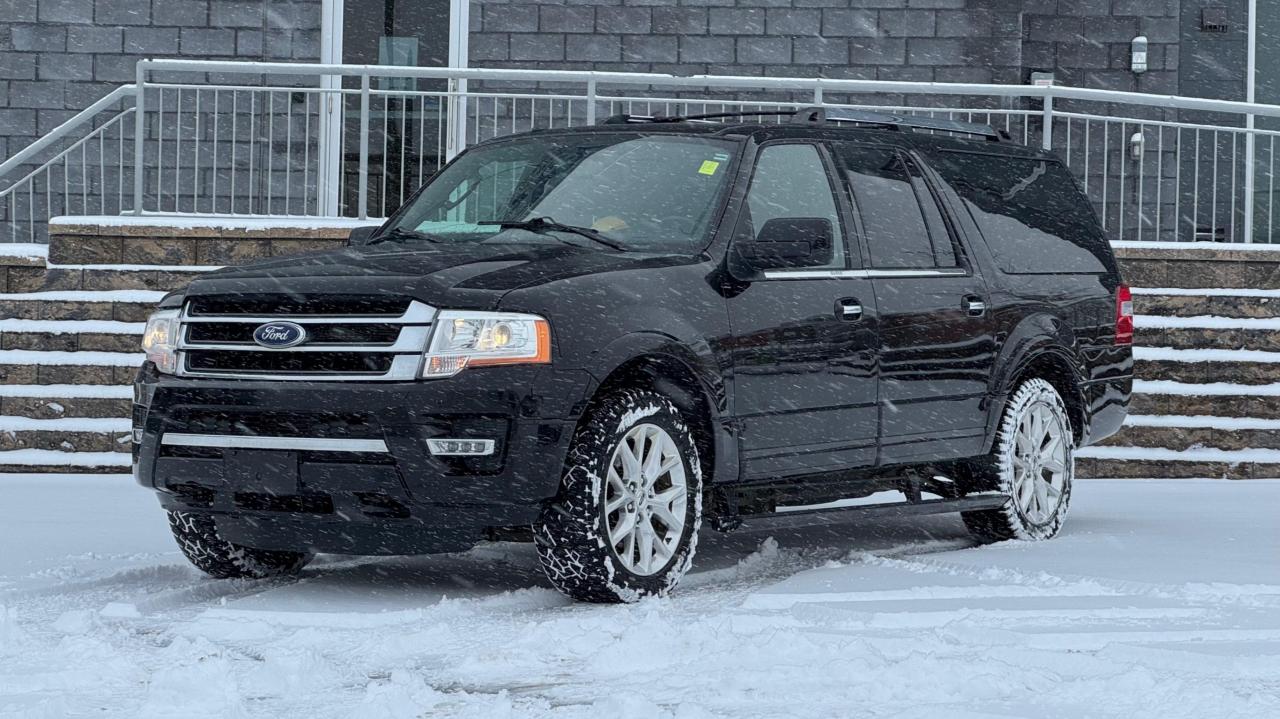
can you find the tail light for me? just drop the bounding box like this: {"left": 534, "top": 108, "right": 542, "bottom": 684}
{"left": 1115, "top": 284, "right": 1134, "bottom": 345}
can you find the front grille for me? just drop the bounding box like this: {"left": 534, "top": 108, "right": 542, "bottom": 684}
{"left": 176, "top": 294, "right": 435, "bottom": 381}
{"left": 169, "top": 410, "right": 380, "bottom": 439}
{"left": 186, "top": 322, "right": 401, "bottom": 345}
{"left": 235, "top": 492, "right": 334, "bottom": 514}
{"left": 186, "top": 350, "right": 395, "bottom": 375}
{"left": 188, "top": 294, "right": 411, "bottom": 317}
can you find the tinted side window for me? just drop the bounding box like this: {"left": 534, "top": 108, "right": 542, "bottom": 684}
{"left": 931, "top": 151, "right": 1109, "bottom": 274}
{"left": 835, "top": 144, "right": 951, "bottom": 269}
{"left": 745, "top": 144, "right": 846, "bottom": 270}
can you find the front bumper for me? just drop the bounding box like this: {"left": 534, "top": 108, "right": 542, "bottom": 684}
{"left": 133, "top": 363, "right": 592, "bottom": 555}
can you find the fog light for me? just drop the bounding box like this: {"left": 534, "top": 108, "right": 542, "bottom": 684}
{"left": 427, "top": 438, "right": 495, "bottom": 456}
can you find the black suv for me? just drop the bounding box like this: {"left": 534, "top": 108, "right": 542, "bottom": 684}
{"left": 134, "top": 109, "right": 1132, "bottom": 603}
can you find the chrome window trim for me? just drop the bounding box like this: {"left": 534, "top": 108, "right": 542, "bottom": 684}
{"left": 762, "top": 268, "right": 967, "bottom": 280}
{"left": 161, "top": 433, "right": 389, "bottom": 453}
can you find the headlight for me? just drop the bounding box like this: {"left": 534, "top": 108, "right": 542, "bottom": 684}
{"left": 422, "top": 311, "right": 550, "bottom": 378}
{"left": 141, "top": 309, "right": 181, "bottom": 374}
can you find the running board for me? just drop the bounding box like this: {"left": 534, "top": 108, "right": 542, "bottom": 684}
{"left": 721, "top": 495, "right": 1009, "bottom": 531}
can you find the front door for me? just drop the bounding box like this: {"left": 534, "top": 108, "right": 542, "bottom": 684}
{"left": 727, "top": 142, "right": 880, "bottom": 480}
{"left": 831, "top": 142, "right": 997, "bottom": 465}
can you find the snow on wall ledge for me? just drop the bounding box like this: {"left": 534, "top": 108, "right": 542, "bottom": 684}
{"left": 49, "top": 215, "right": 386, "bottom": 232}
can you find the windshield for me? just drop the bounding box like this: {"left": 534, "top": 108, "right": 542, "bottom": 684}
{"left": 386, "top": 134, "right": 739, "bottom": 252}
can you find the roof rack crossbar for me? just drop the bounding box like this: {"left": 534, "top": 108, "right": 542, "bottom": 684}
{"left": 791, "top": 106, "right": 1005, "bottom": 141}
{"left": 600, "top": 110, "right": 798, "bottom": 125}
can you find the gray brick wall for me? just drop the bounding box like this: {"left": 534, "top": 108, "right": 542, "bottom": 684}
{"left": 0, "top": 0, "right": 321, "bottom": 160}
{"left": 0, "top": 0, "right": 1257, "bottom": 240}
{"left": 469, "top": 0, "right": 1028, "bottom": 87}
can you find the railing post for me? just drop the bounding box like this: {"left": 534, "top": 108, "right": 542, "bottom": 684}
{"left": 358, "top": 73, "right": 370, "bottom": 220}
{"left": 1245, "top": 114, "right": 1257, "bottom": 244}
{"left": 586, "top": 78, "right": 597, "bottom": 125}
{"left": 1042, "top": 91, "right": 1054, "bottom": 151}
{"left": 446, "top": 77, "right": 469, "bottom": 162}
{"left": 132, "top": 62, "right": 146, "bottom": 215}
{"left": 1244, "top": 0, "right": 1257, "bottom": 242}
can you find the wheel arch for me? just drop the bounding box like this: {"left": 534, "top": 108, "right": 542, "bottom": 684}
{"left": 985, "top": 316, "right": 1089, "bottom": 452}
{"left": 577, "top": 333, "right": 734, "bottom": 486}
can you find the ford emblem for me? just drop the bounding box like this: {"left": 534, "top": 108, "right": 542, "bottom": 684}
{"left": 252, "top": 321, "right": 308, "bottom": 349}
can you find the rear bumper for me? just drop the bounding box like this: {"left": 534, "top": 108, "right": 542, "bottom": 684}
{"left": 1080, "top": 374, "right": 1131, "bottom": 446}
{"left": 133, "top": 362, "right": 591, "bottom": 555}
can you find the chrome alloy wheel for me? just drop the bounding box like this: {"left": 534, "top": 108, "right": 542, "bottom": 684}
{"left": 1011, "top": 400, "right": 1071, "bottom": 525}
{"left": 604, "top": 423, "right": 688, "bottom": 576}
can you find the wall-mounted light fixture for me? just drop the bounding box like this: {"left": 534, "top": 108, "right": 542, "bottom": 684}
{"left": 1131, "top": 35, "right": 1149, "bottom": 74}
{"left": 1130, "top": 131, "right": 1145, "bottom": 161}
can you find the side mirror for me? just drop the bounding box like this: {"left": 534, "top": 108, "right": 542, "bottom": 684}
{"left": 347, "top": 225, "right": 380, "bottom": 246}
{"left": 735, "top": 217, "right": 834, "bottom": 272}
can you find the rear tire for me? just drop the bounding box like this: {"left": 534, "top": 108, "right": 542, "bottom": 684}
{"left": 962, "top": 378, "right": 1074, "bottom": 543}
{"left": 535, "top": 389, "right": 703, "bottom": 603}
{"left": 167, "top": 511, "right": 313, "bottom": 579}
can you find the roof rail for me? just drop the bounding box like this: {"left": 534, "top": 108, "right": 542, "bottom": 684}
{"left": 791, "top": 106, "right": 1006, "bottom": 142}
{"left": 598, "top": 106, "right": 1007, "bottom": 142}
{"left": 599, "top": 110, "right": 797, "bottom": 125}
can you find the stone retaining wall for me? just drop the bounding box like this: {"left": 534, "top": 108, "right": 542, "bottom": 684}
{"left": 47, "top": 218, "right": 367, "bottom": 267}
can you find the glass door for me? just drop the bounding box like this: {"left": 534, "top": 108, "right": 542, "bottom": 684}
{"left": 318, "top": 0, "right": 463, "bottom": 217}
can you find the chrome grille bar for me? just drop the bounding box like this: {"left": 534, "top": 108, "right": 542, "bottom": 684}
{"left": 178, "top": 325, "right": 431, "bottom": 353}
{"left": 174, "top": 298, "right": 435, "bottom": 381}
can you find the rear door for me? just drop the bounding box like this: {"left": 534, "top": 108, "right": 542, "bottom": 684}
{"left": 726, "top": 141, "right": 880, "bottom": 480}
{"left": 830, "top": 141, "right": 997, "bottom": 465}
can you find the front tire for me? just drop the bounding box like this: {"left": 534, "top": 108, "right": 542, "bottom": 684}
{"left": 535, "top": 389, "right": 703, "bottom": 603}
{"left": 167, "top": 511, "right": 314, "bottom": 579}
{"left": 962, "top": 378, "right": 1074, "bottom": 542}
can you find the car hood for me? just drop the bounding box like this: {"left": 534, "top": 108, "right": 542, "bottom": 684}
{"left": 179, "top": 242, "right": 694, "bottom": 311}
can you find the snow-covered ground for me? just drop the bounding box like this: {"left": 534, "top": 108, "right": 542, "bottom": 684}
{"left": 1, "top": 476, "right": 1277, "bottom": 718}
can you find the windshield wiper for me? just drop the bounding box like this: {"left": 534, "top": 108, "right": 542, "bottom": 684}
{"left": 479, "top": 216, "right": 626, "bottom": 251}
{"left": 366, "top": 226, "right": 447, "bottom": 245}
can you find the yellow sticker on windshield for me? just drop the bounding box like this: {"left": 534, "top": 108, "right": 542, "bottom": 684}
{"left": 698, "top": 160, "right": 721, "bottom": 176}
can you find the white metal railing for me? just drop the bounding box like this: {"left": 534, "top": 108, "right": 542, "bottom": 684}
{"left": 6, "top": 59, "right": 1280, "bottom": 244}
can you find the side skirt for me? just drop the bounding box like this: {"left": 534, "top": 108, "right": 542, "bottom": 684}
{"left": 711, "top": 494, "right": 1009, "bottom": 532}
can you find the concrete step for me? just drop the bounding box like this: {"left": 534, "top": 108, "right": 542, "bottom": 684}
{"left": 0, "top": 350, "right": 142, "bottom": 385}
{"left": 1077, "top": 446, "right": 1280, "bottom": 480}
{"left": 1133, "top": 346, "right": 1280, "bottom": 384}
{"left": 0, "top": 290, "right": 165, "bottom": 322}
{"left": 0, "top": 385, "right": 133, "bottom": 419}
{"left": 1097, "top": 415, "right": 1280, "bottom": 451}
{"left": 1135, "top": 316, "right": 1280, "bottom": 352}
{"left": 0, "top": 448, "right": 130, "bottom": 473}
{"left": 0, "top": 319, "right": 143, "bottom": 352}
{"left": 1134, "top": 289, "right": 1280, "bottom": 319}
{"left": 1129, "top": 379, "right": 1280, "bottom": 419}
{"left": 0, "top": 416, "right": 131, "bottom": 453}
{"left": 5, "top": 264, "right": 208, "bottom": 293}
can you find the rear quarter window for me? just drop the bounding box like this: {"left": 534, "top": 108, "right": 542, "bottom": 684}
{"left": 931, "top": 151, "right": 1110, "bottom": 275}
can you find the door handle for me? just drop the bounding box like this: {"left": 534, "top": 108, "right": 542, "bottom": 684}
{"left": 837, "top": 298, "right": 863, "bottom": 321}
{"left": 963, "top": 295, "right": 987, "bottom": 317}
